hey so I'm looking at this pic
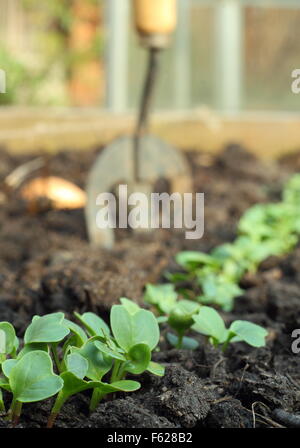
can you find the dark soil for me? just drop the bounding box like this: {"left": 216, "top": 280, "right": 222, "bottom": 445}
{"left": 0, "top": 142, "right": 299, "bottom": 428}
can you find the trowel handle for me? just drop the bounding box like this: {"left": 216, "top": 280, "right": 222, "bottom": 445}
{"left": 133, "top": 0, "right": 177, "bottom": 49}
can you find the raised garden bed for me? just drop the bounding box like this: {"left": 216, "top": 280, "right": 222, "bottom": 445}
{"left": 0, "top": 143, "right": 299, "bottom": 428}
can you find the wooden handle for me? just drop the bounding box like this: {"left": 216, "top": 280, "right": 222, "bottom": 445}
{"left": 133, "top": 0, "right": 177, "bottom": 36}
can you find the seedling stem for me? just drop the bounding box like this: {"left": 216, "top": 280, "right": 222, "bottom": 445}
{"left": 221, "top": 332, "right": 234, "bottom": 353}
{"left": 51, "top": 343, "right": 62, "bottom": 373}
{"left": 47, "top": 390, "right": 67, "bottom": 428}
{"left": 0, "top": 390, "right": 5, "bottom": 413}
{"left": 89, "top": 388, "right": 106, "bottom": 413}
{"left": 9, "top": 398, "right": 22, "bottom": 426}
{"left": 110, "top": 360, "right": 122, "bottom": 383}
{"left": 176, "top": 334, "right": 183, "bottom": 349}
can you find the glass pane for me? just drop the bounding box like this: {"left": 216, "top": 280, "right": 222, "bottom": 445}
{"left": 244, "top": 7, "right": 300, "bottom": 111}
{"left": 127, "top": 3, "right": 214, "bottom": 111}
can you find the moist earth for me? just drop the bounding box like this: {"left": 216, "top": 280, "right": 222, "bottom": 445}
{"left": 0, "top": 143, "right": 299, "bottom": 428}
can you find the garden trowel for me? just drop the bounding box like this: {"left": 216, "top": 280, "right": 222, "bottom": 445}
{"left": 86, "top": 0, "right": 192, "bottom": 248}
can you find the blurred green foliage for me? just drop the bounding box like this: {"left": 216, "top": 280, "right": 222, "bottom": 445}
{"left": 0, "top": 0, "right": 103, "bottom": 105}
{"left": 23, "top": 0, "right": 103, "bottom": 68}
{"left": 0, "top": 45, "right": 48, "bottom": 105}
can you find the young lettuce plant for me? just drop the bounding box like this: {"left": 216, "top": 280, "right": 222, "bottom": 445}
{"left": 192, "top": 306, "right": 268, "bottom": 351}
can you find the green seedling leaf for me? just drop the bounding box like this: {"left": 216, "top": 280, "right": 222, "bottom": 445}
{"left": 0, "top": 376, "right": 11, "bottom": 392}
{"left": 229, "top": 321, "right": 268, "bottom": 347}
{"left": 2, "top": 359, "right": 18, "bottom": 378}
{"left": 89, "top": 379, "right": 142, "bottom": 414}
{"left": 74, "top": 312, "right": 110, "bottom": 337}
{"left": 49, "top": 370, "right": 141, "bottom": 427}
{"left": 24, "top": 313, "right": 70, "bottom": 344}
{"left": 130, "top": 310, "right": 160, "bottom": 350}
{"left": 49, "top": 371, "right": 106, "bottom": 428}
{"left": 144, "top": 284, "right": 178, "bottom": 314}
{"left": 108, "top": 380, "right": 140, "bottom": 393}
{"left": 66, "top": 353, "right": 88, "bottom": 379}
{"left": 7, "top": 350, "right": 63, "bottom": 402}
{"left": 176, "top": 251, "right": 219, "bottom": 271}
{"left": 17, "top": 343, "right": 48, "bottom": 360}
{"left": 57, "top": 374, "right": 139, "bottom": 403}
{"left": 0, "top": 322, "right": 16, "bottom": 356}
{"left": 192, "top": 306, "right": 228, "bottom": 344}
{"left": 110, "top": 305, "right": 133, "bottom": 351}
{"left": 165, "top": 272, "right": 190, "bottom": 283}
{"left": 56, "top": 373, "right": 96, "bottom": 409}
{"left": 168, "top": 300, "right": 200, "bottom": 335}
{"left": 60, "top": 372, "right": 97, "bottom": 395}
{"left": 103, "top": 334, "right": 126, "bottom": 353}
{"left": 197, "top": 274, "right": 243, "bottom": 311}
{"left": 111, "top": 305, "right": 159, "bottom": 352}
{"left": 157, "top": 316, "right": 168, "bottom": 324}
{"left": 94, "top": 340, "right": 126, "bottom": 361}
{"left": 72, "top": 339, "right": 113, "bottom": 381}
{"left": 124, "top": 343, "right": 151, "bottom": 375}
{"left": 120, "top": 298, "right": 140, "bottom": 314}
{"left": 63, "top": 319, "right": 88, "bottom": 346}
{"left": 166, "top": 333, "right": 199, "bottom": 350}
{"left": 147, "top": 361, "right": 165, "bottom": 377}
{"left": 51, "top": 351, "right": 127, "bottom": 425}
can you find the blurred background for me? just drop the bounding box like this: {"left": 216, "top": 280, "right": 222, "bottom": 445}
{"left": 0, "top": 0, "right": 300, "bottom": 155}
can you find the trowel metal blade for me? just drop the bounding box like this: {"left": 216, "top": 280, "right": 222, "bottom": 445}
{"left": 85, "top": 135, "right": 192, "bottom": 248}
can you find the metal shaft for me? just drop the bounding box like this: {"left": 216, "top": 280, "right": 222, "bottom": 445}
{"left": 133, "top": 47, "right": 160, "bottom": 182}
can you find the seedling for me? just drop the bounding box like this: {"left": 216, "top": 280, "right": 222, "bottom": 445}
{"left": 172, "top": 250, "right": 245, "bottom": 311}
{"left": 144, "top": 283, "right": 200, "bottom": 348}
{"left": 144, "top": 283, "right": 178, "bottom": 315}
{"left": 47, "top": 351, "right": 139, "bottom": 428}
{"left": 0, "top": 302, "right": 165, "bottom": 427}
{"left": 143, "top": 284, "right": 199, "bottom": 349}
{"left": 167, "top": 300, "right": 200, "bottom": 349}
{"left": 108, "top": 299, "right": 164, "bottom": 379}
{"left": 172, "top": 173, "right": 300, "bottom": 311}
{"left": 73, "top": 300, "right": 164, "bottom": 413}
{"left": 1, "top": 350, "right": 63, "bottom": 424}
{"left": 192, "top": 306, "right": 268, "bottom": 351}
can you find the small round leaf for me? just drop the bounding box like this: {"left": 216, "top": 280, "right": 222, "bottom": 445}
{"left": 8, "top": 351, "right": 63, "bottom": 403}
{"left": 24, "top": 313, "right": 70, "bottom": 344}
{"left": 0, "top": 322, "right": 16, "bottom": 355}
{"left": 229, "top": 321, "right": 268, "bottom": 347}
